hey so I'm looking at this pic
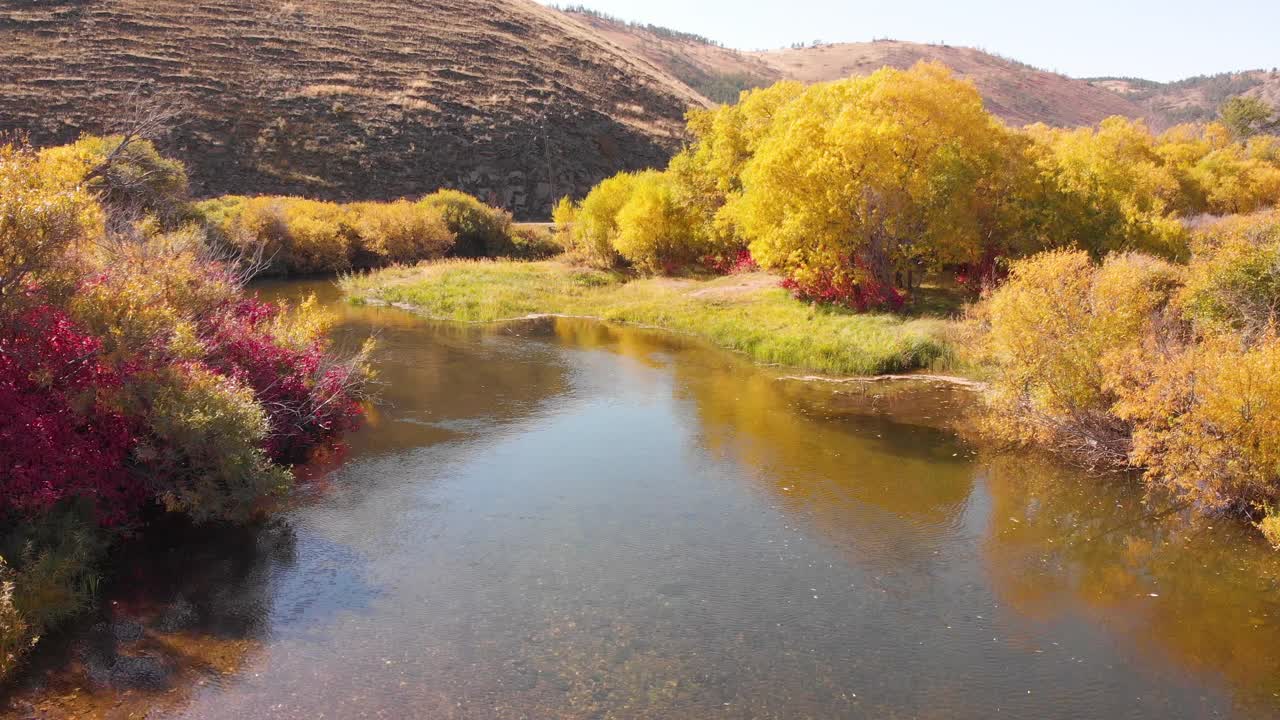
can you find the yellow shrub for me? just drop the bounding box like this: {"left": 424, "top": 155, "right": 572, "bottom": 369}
{"left": 1261, "top": 509, "right": 1280, "bottom": 549}
{"left": 1026, "top": 117, "right": 1189, "bottom": 259}
{"left": 569, "top": 171, "right": 640, "bottom": 268}
{"left": 56, "top": 135, "right": 190, "bottom": 223}
{"left": 974, "top": 249, "right": 1181, "bottom": 462}
{"left": 280, "top": 199, "right": 350, "bottom": 273}
{"left": 733, "top": 62, "right": 1016, "bottom": 287}
{"left": 552, "top": 195, "right": 577, "bottom": 249}
{"left": 70, "top": 230, "right": 238, "bottom": 359}
{"left": 210, "top": 193, "right": 513, "bottom": 272}
{"left": 216, "top": 197, "right": 351, "bottom": 273}
{"left": 612, "top": 171, "right": 701, "bottom": 273}
{"left": 0, "top": 557, "right": 28, "bottom": 679}
{"left": 419, "top": 189, "right": 513, "bottom": 258}
{"left": 0, "top": 140, "right": 103, "bottom": 301}
{"left": 1179, "top": 210, "right": 1280, "bottom": 339}
{"left": 1193, "top": 145, "right": 1280, "bottom": 215}
{"left": 1113, "top": 332, "right": 1280, "bottom": 513}
{"left": 349, "top": 200, "right": 454, "bottom": 265}
{"left": 223, "top": 196, "right": 290, "bottom": 265}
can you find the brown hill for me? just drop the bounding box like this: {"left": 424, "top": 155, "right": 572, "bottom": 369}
{"left": 560, "top": 9, "right": 1280, "bottom": 132}
{"left": 563, "top": 9, "right": 782, "bottom": 104}
{"left": 751, "top": 41, "right": 1148, "bottom": 127}
{"left": 1089, "top": 70, "right": 1280, "bottom": 127}
{"left": 0, "top": 0, "right": 707, "bottom": 217}
{"left": 559, "top": 9, "right": 1147, "bottom": 129}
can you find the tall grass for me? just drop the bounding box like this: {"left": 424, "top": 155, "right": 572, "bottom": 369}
{"left": 342, "top": 260, "right": 952, "bottom": 376}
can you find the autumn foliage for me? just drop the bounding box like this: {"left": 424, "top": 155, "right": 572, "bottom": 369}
{"left": 558, "top": 62, "right": 1280, "bottom": 310}
{"left": 969, "top": 212, "right": 1280, "bottom": 543}
{"left": 0, "top": 135, "right": 371, "bottom": 676}
{"left": 201, "top": 188, "right": 532, "bottom": 275}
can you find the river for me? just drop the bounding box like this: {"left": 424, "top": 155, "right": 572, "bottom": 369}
{"left": 4, "top": 279, "right": 1279, "bottom": 719}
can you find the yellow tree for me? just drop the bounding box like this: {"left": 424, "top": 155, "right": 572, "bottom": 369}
{"left": 1025, "top": 117, "right": 1187, "bottom": 258}
{"left": 668, "top": 81, "right": 805, "bottom": 254}
{"left": 728, "top": 62, "right": 1016, "bottom": 295}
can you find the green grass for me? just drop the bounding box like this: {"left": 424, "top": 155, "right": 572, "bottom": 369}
{"left": 341, "top": 260, "right": 958, "bottom": 376}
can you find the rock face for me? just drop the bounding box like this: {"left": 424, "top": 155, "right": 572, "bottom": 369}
{"left": 0, "top": 0, "right": 706, "bottom": 218}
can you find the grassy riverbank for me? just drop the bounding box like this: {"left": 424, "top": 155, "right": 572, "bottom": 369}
{"left": 341, "top": 260, "right": 954, "bottom": 376}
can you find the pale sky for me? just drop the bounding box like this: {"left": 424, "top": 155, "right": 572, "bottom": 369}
{"left": 540, "top": 1, "right": 1279, "bottom": 82}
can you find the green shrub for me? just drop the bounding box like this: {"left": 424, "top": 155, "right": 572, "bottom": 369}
{"left": 509, "top": 225, "right": 563, "bottom": 260}
{"left": 141, "top": 365, "right": 293, "bottom": 523}
{"left": 0, "top": 504, "right": 104, "bottom": 679}
{"left": 419, "top": 189, "right": 514, "bottom": 258}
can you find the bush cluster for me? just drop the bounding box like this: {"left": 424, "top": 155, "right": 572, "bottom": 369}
{"left": 201, "top": 189, "right": 540, "bottom": 275}
{"left": 0, "top": 136, "right": 371, "bottom": 677}
{"left": 558, "top": 63, "right": 1280, "bottom": 308}
{"left": 968, "top": 211, "right": 1280, "bottom": 544}
{"left": 202, "top": 195, "right": 453, "bottom": 274}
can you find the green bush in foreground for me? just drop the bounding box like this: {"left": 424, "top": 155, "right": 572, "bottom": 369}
{"left": 0, "top": 504, "right": 103, "bottom": 679}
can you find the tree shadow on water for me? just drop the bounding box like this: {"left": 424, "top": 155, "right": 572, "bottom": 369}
{"left": 2, "top": 515, "right": 379, "bottom": 718}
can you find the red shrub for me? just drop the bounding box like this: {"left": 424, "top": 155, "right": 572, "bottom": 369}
{"left": 954, "top": 248, "right": 1008, "bottom": 296}
{"left": 0, "top": 304, "right": 143, "bottom": 527}
{"left": 701, "top": 249, "right": 760, "bottom": 275}
{"left": 781, "top": 264, "right": 905, "bottom": 312}
{"left": 200, "top": 298, "right": 363, "bottom": 465}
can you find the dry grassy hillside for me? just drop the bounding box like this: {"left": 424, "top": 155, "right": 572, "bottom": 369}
{"left": 564, "top": 9, "right": 782, "bottom": 104}
{"left": 1091, "top": 70, "right": 1280, "bottom": 126}
{"left": 753, "top": 41, "right": 1148, "bottom": 127}
{"left": 0, "top": 0, "right": 707, "bottom": 217}
{"left": 558, "top": 10, "right": 1146, "bottom": 128}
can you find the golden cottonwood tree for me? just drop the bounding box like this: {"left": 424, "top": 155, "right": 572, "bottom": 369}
{"left": 729, "top": 62, "right": 1015, "bottom": 290}
{"left": 1024, "top": 117, "right": 1188, "bottom": 259}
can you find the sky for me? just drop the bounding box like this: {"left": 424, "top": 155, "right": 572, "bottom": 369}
{"left": 538, "top": 1, "right": 1279, "bottom": 82}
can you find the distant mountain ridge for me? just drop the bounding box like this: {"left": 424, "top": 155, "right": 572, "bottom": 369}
{"left": 1087, "top": 70, "right": 1280, "bottom": 126}
{"left": 560, "top": 6, "right": 1277, "bottom": 130}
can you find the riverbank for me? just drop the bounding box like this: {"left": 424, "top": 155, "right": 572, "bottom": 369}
{"left": 341, "top": 260, "right": 957, "bottom": 376}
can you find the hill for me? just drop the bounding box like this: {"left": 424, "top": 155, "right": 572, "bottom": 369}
{"left": 1088, "top": 70, "right": 1280, "bottom": 126}
{"left": 750, "top": 41, "right": 1148, "bottom": 128}
{"left": 0, "top": 0, "right": 706, "bottom": 217}
{"left": 559, "top": 8, "right": 1147, "bottom": 129}
{"left": 560, "top": 6, "right": 782, "bottom": 104}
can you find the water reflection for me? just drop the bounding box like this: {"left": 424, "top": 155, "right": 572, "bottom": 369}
{"left": 4, "top": 287, "right": 1279, "bottom": 719}
{"left": 983, "top": 456, "right": 1280, "bottom": 716}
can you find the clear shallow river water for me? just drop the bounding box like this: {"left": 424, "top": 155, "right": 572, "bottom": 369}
{"left": 4, "top": 279, "right": 1280, "bottom": 719}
